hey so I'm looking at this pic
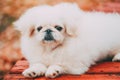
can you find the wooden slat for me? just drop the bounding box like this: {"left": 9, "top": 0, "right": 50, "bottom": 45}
{"left": 41, "top": 74, "right": 120, "bottom": 80}
{"left": 10, "top": 60, "right": 120, "bottom": 74}
{"left": 88, "top": 62, "right": 120, "bottom": 73}
{"left": 10, "top": 60, "right": 28, "bottom": 74}
{"left": 4, "top": 74, "right": 34, "bottom": 80}
{"left": 4, "top": 74, "right": 120, "bottom": 80}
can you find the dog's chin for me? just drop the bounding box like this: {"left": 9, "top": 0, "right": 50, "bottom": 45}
{"left": 40, "top": 40, "right": 62, "bottom": 50}
{"left": 41, "top": 40, "right": 61, "bottom": 46}
{"left": 42, "top": 40, "right": 55, "bottom": 44}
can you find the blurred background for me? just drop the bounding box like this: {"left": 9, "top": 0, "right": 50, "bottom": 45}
{"left": 0, "top": 0, "right": 120, "bottom": 80}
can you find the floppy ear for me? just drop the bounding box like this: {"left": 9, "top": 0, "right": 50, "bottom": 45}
{"left": 59, "top": 3, "right": 81, "bottom": 37}
{"left": 65, "top": 22, "right": 77, "bottom": 37}
{"left": 13, "top": 19, "right": 35, "bottom": 37}
{"left": 13, "top": 6, "right": 36, "bottom": 36}
{"left": 13, "top": 9, "right": 35, "bottom": 36}
{"left": 13, "top": 20, "right": 26, "bottom": 34}
{"left": 64, "top": 14, "right": 80, "bottom": 37}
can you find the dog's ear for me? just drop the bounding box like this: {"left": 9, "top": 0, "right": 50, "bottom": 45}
{"left": 60, "top": 3, "right": 81, "bottom": 37}
{"left": 13, "top": 19, "right": 35, "bottom": 37}
{"left": 13, "top": 9, "right": 35, "bottom": 37}
{"left": 13, "top": 20, "right": 25, "bottom": 34}
{"left": 65, "top": 22, "right": 77, "bottom": 37}
{"left": 64, "top": 15, "right": 80, "bottom": 37}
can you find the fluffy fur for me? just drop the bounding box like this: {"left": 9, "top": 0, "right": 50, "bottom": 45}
{"left": 14, "top": 3, "right": 120, "bottom": 78}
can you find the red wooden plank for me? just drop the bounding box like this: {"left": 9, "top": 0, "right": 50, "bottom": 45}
{"left": 4, "top": 74, "right": 120, "bottom": 80}
{"left": 10, "top": 60, "right": 120, "bottom": 74}
{"left": 41, "top": 74, "right": 120, "bottom": 80}
{"left": 10, "top": 60, "right": 29, "bottom": 74}
{"left": 88, "top": 62, "right": 120, "bottom": 73}
{"left": 4, "top": 74, "right": 34, "bottom": 80}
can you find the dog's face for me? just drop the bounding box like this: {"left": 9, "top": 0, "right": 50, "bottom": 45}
{"left": 25, "top": 19, "right": 76, "bottom": 47}
{"left": 34, "top": 22, "right": 65, "bottom": 45}
{"left": 14, "top": 3, "right": 80, "bottom": 49}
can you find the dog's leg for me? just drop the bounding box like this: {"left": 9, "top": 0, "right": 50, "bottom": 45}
{"left": 45, "top": 65, "right": 64, "bottom": 78}
{"left": 112, "top": 53, "right": 120, "bottom": 61}
{"left": 22, "top": 63, "right": 47, "bottom": 78}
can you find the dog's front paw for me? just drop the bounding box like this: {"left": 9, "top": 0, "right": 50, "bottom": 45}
{"left": 22, "top": 64, "right": 47, "bottom": 78}
{"left": 45, "top": 65, "right": 63, "bottom": 78}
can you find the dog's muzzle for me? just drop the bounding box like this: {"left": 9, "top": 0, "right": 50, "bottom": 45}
{"left": 44, "top": 29, "right": 54, "bottom": 41}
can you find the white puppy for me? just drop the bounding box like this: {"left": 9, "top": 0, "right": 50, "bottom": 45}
{"left": 14, "top": 3, "right": 120, "bottom": 78}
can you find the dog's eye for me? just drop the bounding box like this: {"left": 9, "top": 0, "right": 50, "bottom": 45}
{"left": 55, "top": 25, "right": 63, "bottom": 31}
{"left": 37, "top": 26, "right": 42, "bottom": 32}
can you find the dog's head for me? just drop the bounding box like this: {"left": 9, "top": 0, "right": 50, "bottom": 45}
{"left": 14, "top": 3, "right": 81, "bottom": 49}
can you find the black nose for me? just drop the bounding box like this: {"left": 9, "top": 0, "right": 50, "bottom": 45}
{"left": 44, "top": 34, "right": 54, "bottom": 41}
{"left": 44, "top": 29, "right": 54, "bottom": 41}
{"left": 45, "top": 29, "right": 52, "bottom": 34}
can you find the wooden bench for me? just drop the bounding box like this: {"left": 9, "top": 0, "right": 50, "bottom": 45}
{"left": 4, "top": 59, "right": 120, "bottom": 80}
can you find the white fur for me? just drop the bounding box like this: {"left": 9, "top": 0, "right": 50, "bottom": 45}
{"left": 14, "top": 3, "right": 120, "bottom": 78}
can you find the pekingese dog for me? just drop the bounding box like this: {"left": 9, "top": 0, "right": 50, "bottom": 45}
{"left": 14, "top": 3, "right": 120, "bottom": 78}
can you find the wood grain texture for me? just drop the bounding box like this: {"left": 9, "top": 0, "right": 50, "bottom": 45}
{"left": 88, "top": 62, "right": 120, "bottom": 73}
{"left": 10, "top": 60, "right": 120, "bottom": 74}
{"left": 5, "top": 60, "right": 120, "bottom": 80}
{"left": 4, "top": 74, "right": 120, "bottom": 80}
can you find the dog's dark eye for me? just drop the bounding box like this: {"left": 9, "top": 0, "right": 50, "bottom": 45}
{"left": 37, "top": 26, "right": 42, "bottom": 32}
{"left": 55, "top": 25, "right": 63, "bottom": 31}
